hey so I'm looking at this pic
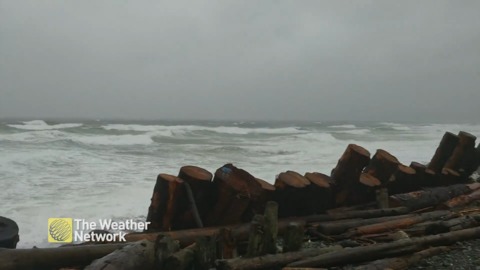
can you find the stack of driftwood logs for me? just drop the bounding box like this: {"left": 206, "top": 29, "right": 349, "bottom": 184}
{"left": 1, "top": 131, "right": 480, "bottom": 270}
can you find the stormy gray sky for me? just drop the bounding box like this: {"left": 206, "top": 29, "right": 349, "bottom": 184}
{"left": 0, "top": 1, "right": 479, "bottom": 122}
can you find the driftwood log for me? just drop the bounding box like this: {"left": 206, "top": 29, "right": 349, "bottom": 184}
{"left": 163, "top": 243, "right": 196, "bottom": 270}
{"left": 409, "top": 162, "right": 436, "bottom": 188}
{"left": 0, "top": 216, "right": 19, "bottom": 249}
{"left": 353, "top": 246, "right": 450, "bottom": 270}
{"left": 126, "top": 207, "right": 410, "bottom": 246}
{"left": 288, "top": 226, "right": 480, "bottom": 267}
{"left": 405, "top": 214, "right": 480, "bottom": 236}
{"left": 216, "top": 245, "right": 342, "bottom": 270}
{"left": 242, "top": 178, "right": 276, "bottom": 222}
{"left": 331, "top": 144, "right": 371, "bottom": 206}
{"left": 173, "top": 166, "right": 213, "bottom": 230}
{"left": 304, "top": 172, "right": 334, "bottom": 213}
{"left": 442, "top": 131, "right": 477, "bottom": 177}
{"left": 274, "top": 171, "right": 313, "bottom": 217}
{"left": 146, "top": 174, "right": 184, "bottom": 231}
{"left": 340, "top": 210, "right": 451, "bottom": 238}
{"left": 206, "top": 164, "right": 263, "bottom": 226}
{"left": 315, "top": 214, "right": 415, "bottom": 235}
{"left": 85, "top": 240, "right": 155, "bottom": 270}
{"left": 362, "top": 150, "right": 409, "bottom": 185}
{"left": 438, "top": 188, "right": 480, "bottom": 209}
{"left": 426, "top": 132, "right": 459, "bottom": 175}
{"left": 0, "top": 243, "right": 127, "bottom": 270}
{"left": 387, "top": 165, "right": 418, "bottom": 195}
{"left": 388, "top": 183, "right": 480, "bottom": 210}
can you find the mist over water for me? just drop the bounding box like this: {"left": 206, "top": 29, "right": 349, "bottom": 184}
{"left": 1, "top": 119, "right": 480, "bottom": 247}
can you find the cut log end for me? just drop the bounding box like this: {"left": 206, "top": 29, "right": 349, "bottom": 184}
{"left": 179, "top": 166, "right": 213, "bottom": 181}
{"left": 398, "top": 165, "right": 416, "bottom": 175}
{"left": 459, "top": 131, "right": 477, "bottom": 142}
{"left": 158, "top": 173, "right": 184, "bottom": 183}
{"left": 359, "top": 173, "right": 381, "bottom": 187}
{"left": 376, "top": 149, "right": 400, "bottom": 164}
{"left": 410, "top": 162, "right": 426, "bottom": 172}
{"left": 256, "top": 178, "right": 276, "bottom": 191}
{"left": 305, "top": 172, "right": 332, "bottom": 188}
{"left": 276, "top": 171, "right": 310, "bottom": 188}
{"left": 442, "top": 168, "right": 461, "bottom": 177}
{"left": 350, "top": 144, "right": 371, "bottom": 158}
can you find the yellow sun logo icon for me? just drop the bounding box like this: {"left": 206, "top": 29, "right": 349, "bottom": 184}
{"left": 48, "top": 218, "right": 73, "bottom": 243}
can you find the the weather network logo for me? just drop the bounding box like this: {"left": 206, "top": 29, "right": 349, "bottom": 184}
{"left": 48, "top": 218, "right": 73, "bottom": 243}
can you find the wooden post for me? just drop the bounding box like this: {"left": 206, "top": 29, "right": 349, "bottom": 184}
{"left": 205, "top": 164, "right": 263, "bottom": 226}
{"left": 375, "top": 187, "right": 389, "bottom": 209}
{"left": 426, "top": 132, "right": 460, "bottom": 174}
{"left": 155, "top": 236, "right": 180, "bottom": 269}
{"left": 274, "top": 171, "right": 312, "bottom": 217}
{"left": 146, "top": 174, "right": 184, "bottom": 231}
{"left": 331, "top": 144, "right": 371, "bottom": 206}
{"left": 173, "top": 166, "right": 213, "bottom": 230}
{"left": 163, "top": 243, "right": 196, "bottom": 270}
{"left": 193, "top": 236, "right": 217, "bottom": 270}
{"left": 283, "top": 222, "right": 304, "bottom": 252}
{"left": 245, "top": 215, "right": 266, "bottom": 258}
{"left": 216, "top": 228, "right": 237, "bottom": 259}
{"left": 262, "top": 201, "right": 278, "bottom": 254}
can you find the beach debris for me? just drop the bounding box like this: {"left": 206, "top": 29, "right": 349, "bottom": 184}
{"left": 4, "top": 129, "right": 480, "bottom": 269}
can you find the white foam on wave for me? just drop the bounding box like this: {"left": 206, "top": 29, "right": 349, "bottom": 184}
{"left": 294, "top": 132, "right": 339, "bottom": 142}
{"left": 0, "top": 130, "right": 68, "bottom": 143}
{"left": 380, "top": 122, "right": 411, "bottom": 131}
{"left": 73, "top": 134, "right": 154, "bottom": 146}
{"left": 0, "top": 129, "right": 155, "bottom": 146}
{"left": 335, "top": 129, "right": 371, "bottom": 135}
{"left": 8, "top": 120, "right": 83, "bottom": 130}
{"left": 102, "top": 124, "right": 303, "bottom": 135}
{"left": 328, "top": 124, "right": 356, "bottom": 129}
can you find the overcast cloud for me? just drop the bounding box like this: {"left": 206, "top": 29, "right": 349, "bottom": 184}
{"left": 0, "top": 1, "right": 479, "bottom": 122}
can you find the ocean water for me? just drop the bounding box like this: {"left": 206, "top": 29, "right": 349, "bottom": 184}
{"left": 1, "top": 119, "right": 479, "bottom": 248}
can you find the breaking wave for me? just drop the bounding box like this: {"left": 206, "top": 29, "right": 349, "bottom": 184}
{"left": 8, "top": 120, "right": 83, "bottom": 130}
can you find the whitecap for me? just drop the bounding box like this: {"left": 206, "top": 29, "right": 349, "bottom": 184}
{"left": 8, "top": 120, "right": 83, "bottom": 130}
{"left": 335, "top": 129, "right": 371, "bottom": 135}
{"left": 73, "top": 134, "right": 154, "bottom": 146}
{"left": 379, "top": 122, "right": 411, "bottom": 131}
{"left": 102, "top": 124, "right": 303, "bottom": 135}
{"left": 328, "top": 124, "right": 357, "bottom": 129}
